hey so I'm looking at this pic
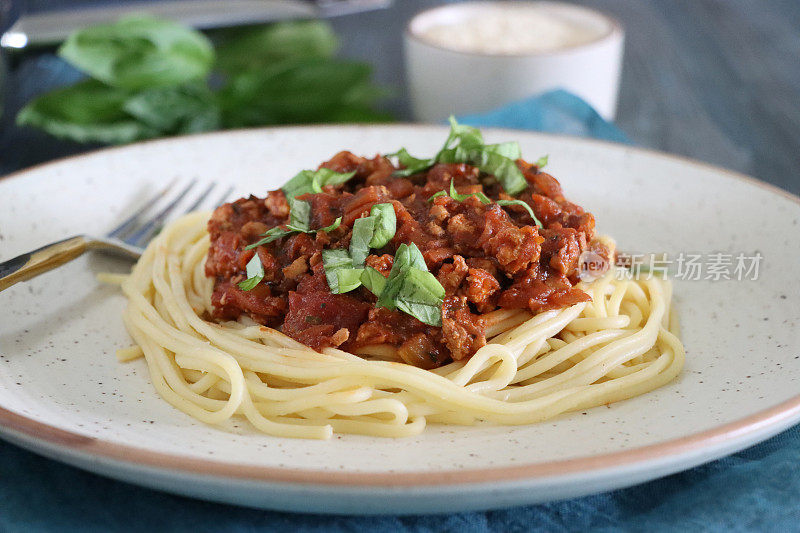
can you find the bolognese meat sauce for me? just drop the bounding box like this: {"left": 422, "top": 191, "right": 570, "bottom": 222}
{"left": 206, "top": 151, "right": 610, "bottom": 367}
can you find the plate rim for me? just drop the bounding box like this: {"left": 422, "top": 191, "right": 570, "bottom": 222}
{"left": 2, "top": 123, "right": 799, "bottom": 488}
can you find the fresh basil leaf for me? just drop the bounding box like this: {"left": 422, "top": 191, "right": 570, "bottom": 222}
{"left": 535, "top": 154, "right": 549, "bottom": 169}
{"left": 288, "top": 199, "right": 311, "bottom": 231}
{"left": 496, "top": 199, "right": 544, "bottom": 228}
{"left": 438, "top": 146, "right": 527, "bottom": 196}
{"left": 312, "top": 168, "right": 356, "bottom": 193}
{"left": 122, "top": 82, "right": 220, "bottom": 134}
{"left": 368, "top": 203, "right": 396, "bottom": 248}
{"left": 361, "top": 267, "right": 386, "bottom": 297}
{"left": 436, "top": 115, "right": 484, "bottom": 157}
{"left": 431, "top": 178, "right": 491, "bottom": 205}
{"left": 322, "top": 249, "right": 361, "bottom": 293}
{"left": 473, "top": 192, "right": 492, "bottom": 204}
{"left": 58, "top": 15, "right": 214, "bottom": 90}
{"left": 282, "top": 168, "right": 356, "bottom": 200}
{"left": 245, "top": 200, "right": 338, "bottom": 249}
{"left": 390, "top": 148, "right": 433, "bottom": 178}
{"left": 440, "top": 117, "right": 527, "bottom": 195}
{"left": 484, "top": 141, "right": 521, "bottom": 160}
{"left": 448, "top": 179, "right": 461, "bottom": 200}
{"left": 349, "top": 215, "right": 376, "bottom": 268}
{"left": 16, "top": 80, "right": 157, "bottom": 144}
{"left": 392, "top": 117, "right": 528, "bottom": 195}
{"left": 335, "top": 268, "right": 365, "bottom": 293}
{"left": 244, "top": 226, "right": 293, "bottom": 249}
{"left": 394, "top": 268, "right": 446, "bottom": 327}
{"left": 220, "top": 58, "right": 384, "bottom": 127}
{"left": 320, "top": 216, "right": 342, "bottom": 233}
{"left": 395, "top": 243, "right": 427, "bottom": 272}
{"left": 215, "top": 21, "right": 338, "bottom": 74}
{"left": 282, "top": 170, "right": 315, "bottom": 200}
{"left": 238, "top": 253, "right": 265, "bottom": 291}
{"left": 376, "top": 243, "right": 426, "bottom": 310}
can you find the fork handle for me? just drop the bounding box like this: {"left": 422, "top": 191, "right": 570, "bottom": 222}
{"left": 0, "top": 236, "right": 89, "bottom": 292}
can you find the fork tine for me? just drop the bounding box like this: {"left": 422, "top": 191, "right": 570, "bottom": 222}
{"left": 213, "top": 185, "right": 235, "bottom": 208}
{"left": 123, "top": 179, "right": 198, "bottom": 248}
{"left": 181, "top": 181, "right": 217, "bottom": 215}
{"left": 107, "top": 178, "right": 178, "bottom": 239}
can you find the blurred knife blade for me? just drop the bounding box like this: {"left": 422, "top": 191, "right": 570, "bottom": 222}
{"left": 1, "top": 0, "right": 391, "bottom": 49}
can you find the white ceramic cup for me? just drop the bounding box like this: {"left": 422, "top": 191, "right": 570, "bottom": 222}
{"left": 405, "top": 1, "right": 624, "bottom": 122}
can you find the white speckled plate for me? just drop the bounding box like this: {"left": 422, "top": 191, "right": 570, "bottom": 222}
{"left": 1, "top": 126, "right": 799, "bottom": 515}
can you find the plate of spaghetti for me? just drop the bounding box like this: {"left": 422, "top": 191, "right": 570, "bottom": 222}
{"left": 1, "top": 123, "right": 799, "bottom": 514}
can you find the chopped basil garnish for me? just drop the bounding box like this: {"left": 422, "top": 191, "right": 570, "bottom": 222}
{"left": 427, "top": 179, "right": 543, "bottom": 228}
{"left": 347, "top": 202, "right": 397, "bottom": 268}
{"left": 448, "top": 179, "right": 490, "bottom": 204}
{"left": 484, "top": 141, "right": 521, "bottom": 160}
{"left": 389, "top": 148, "right": 433, "bottom": 178}
{"left": 238, "top": 253, "right": 264, "bottom": 291}
{"left": 360, "top": 266, "right": 387, "bottom": 297}
{"left": 349, "top": 215, "right": 376, "bottom": 267}
{"left": 374, "top": 243, "right": 444, "bottom": 326}
{"left": 334, "top": 267, "right": 365, "bottom": 294}
{"left": 288, "top": 198, "right": 311, "bottom": 230}
{"left": 245, "top": 200, "right": 341, "bottom": 250}
{"left": 391, "top": 116, "right": 528, "bottom": 196}
{"left": 427, "top": 179, "right": 490, "bottom": 204}
{"left": 535, "top": 154, "right": 549, "bottom": 169}
{"left": 394, "top": 268, "right": 446, "bottom": 327}
{"left": 320, "top": 217, "right": 343, "bottom": 232}
{"left": 496, "top": 199, "right": 543, "bottom": 228}
{"left": 282, "top": 168, "right": 356, "bottom": 200}
{"left": 321, "top": 202, "right": 397, "bottom": 293}
{"left": 368, "top": 202, "right": 396, "bottom": 248}
{"left": 322, "top": 249, "right": 362, "bottom": 294}
{"left": 375, "top": 243, "right": 425, "bottom": 309}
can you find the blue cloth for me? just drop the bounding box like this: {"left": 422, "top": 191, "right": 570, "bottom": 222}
{"left": 458, "top": 90, "right": 630, "bottom": 145}
{"left": 2, "top": 90, "right": 796, "bottom": 532}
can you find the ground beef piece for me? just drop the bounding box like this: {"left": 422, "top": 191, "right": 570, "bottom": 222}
{"left": 466, "top": 267, "right": 501, "bottom": 313}
{"left": 541, "top": 227, "right": 586, "bottom": 277}
{"left": 437, "top": 255, "right": 469, "bottom": 293}
{"left": 264, "top": 190, "right": 290, "bottom": 218}
{"left": 480, "top": 206, "right": 543, "bottom": 275}
{"left": 365, "top": 254, "right": 394, "bottom": 276}
{"left": 441, "top": 296, "right": 486, "bottom": 360}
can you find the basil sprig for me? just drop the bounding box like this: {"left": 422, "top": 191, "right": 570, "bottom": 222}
{"left": 370, "top": 243, "right": 445, "bottom": 327}
{"left": 243, "top": 168, "right": 356, "bottom": 250}
{"left": 17, "top": 19, "right": 390, "bottom": 145}
{"left": 321, "top": 249, "right": 363, "bottom": 294}
{"left": 321, "top": 203, "right": 397, "bottom": 293}
{"left": 428, "top": 179, "right": 543, "bottom": 228}
{"left": 245, "top": 200, "right": 341, "bottom": 250}
{"left": 428, "top": 178, "right": 491, "bottom": 204}
{"left": 238, "top": 253, "right": 265, "bottom": 290}
{"left": 495, "top": 199, "right": 543, "bottom": 228}
{"left": 282, "top": 167, "right": 356, "bottom": 200}
{"left": 391, "top": 117, "right": 541, "bottom": 196}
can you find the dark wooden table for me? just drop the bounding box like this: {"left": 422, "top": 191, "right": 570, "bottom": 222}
{"left": 2, "top": 0, "right": 799, "bottom": 194}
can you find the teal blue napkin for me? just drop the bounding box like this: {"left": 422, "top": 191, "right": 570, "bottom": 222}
{"left": 2, "top": 90, "right": 795, "bottom": 532}
{"left": 458, "top": 89, "right": 630, "bottom": 144}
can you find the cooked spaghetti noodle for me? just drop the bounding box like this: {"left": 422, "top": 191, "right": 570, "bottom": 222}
{"left": 116, "top": 211, "right": 684, "bottom": 439}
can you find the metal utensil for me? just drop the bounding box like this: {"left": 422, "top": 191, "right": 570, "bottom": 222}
{"left": 0, "top": 180, "right": 232, "bottom": 292}
{"left": 1, "top": 0, "right": 391, "bottom": 50}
